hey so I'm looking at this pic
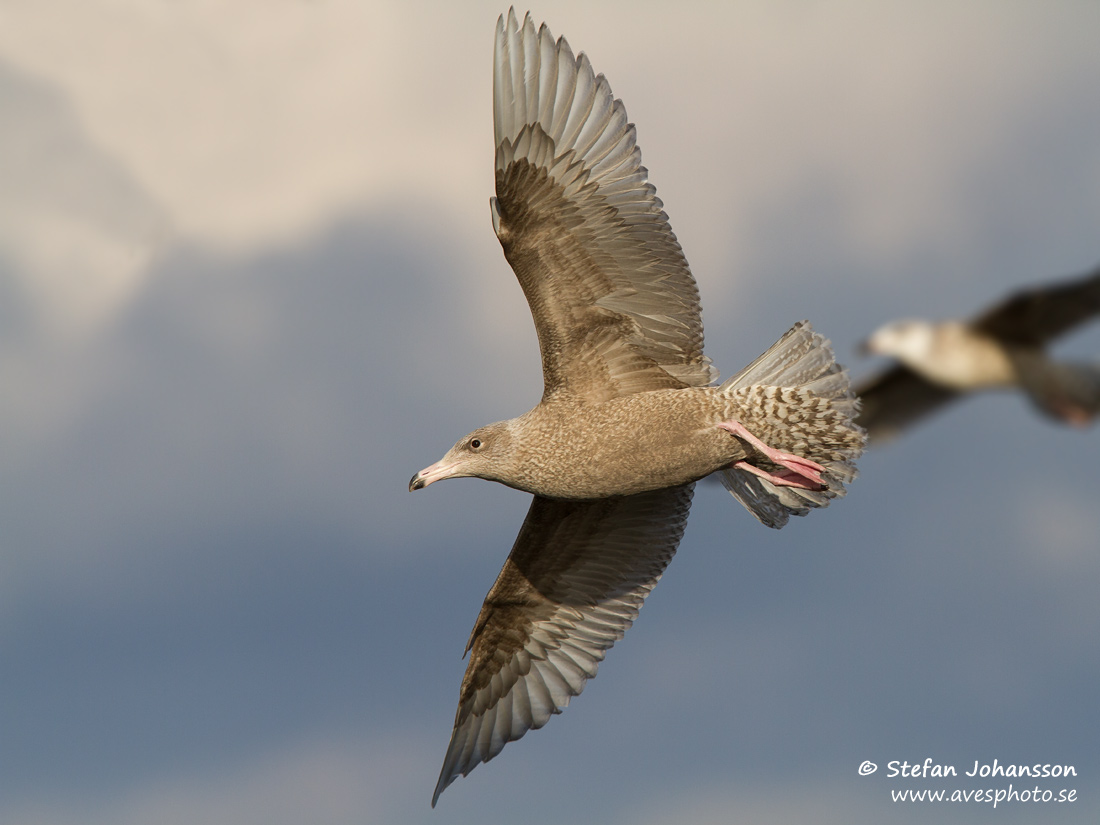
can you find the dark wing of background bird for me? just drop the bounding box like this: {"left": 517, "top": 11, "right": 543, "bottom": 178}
{"left": 854, "top": 364, "right": 959, "bottom": 445}
{"left": 971, "top": 264, "right": 1100, "bottom": 346}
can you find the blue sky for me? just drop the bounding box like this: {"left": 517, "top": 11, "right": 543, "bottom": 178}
{"left": 2, "top": 2, "right": 1099, "bottom": 823}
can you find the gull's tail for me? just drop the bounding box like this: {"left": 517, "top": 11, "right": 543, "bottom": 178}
{"left": 715, "top": 321, "right": 866, "bottom": 528}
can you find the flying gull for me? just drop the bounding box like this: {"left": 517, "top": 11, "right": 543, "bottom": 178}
{"left": 410, "top": 10, "right": 865, "bottom": 805}
{"left": 857, "top": 265, "right": 1100, "bottom": 443}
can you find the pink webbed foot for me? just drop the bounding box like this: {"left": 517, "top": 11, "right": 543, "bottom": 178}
{"left": 718, "top": 420, "right": 828, "bottom": 491}
{"left": 731, "top": 460, "right": 824, "bottom": 490}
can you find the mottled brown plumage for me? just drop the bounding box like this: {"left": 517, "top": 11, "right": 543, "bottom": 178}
{"left": 410, "top": 10, "right": 864, "bottom": 805}
{"left": 416, "top": 377, "right": 860, "bottom": 501}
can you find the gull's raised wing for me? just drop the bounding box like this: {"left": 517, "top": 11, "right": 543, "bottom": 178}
{"left": 491, "top": 10, "right": 717, "bottom": 402}
{"left": 432, "top": 483, "right": 694, "bottom": 806}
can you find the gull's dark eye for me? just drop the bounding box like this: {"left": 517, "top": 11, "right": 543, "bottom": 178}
{"left": 469, "top": 439, "right": 482, "bottom": 450}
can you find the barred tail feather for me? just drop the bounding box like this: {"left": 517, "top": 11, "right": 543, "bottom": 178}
{"left": 716, "top": 321, "right": 865, "bottom": 529}
{"left": 720, "top": 320, "right": 851, "bottom": 400}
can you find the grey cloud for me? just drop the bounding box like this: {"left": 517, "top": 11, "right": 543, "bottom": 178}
{"left": 0, "top": 59, "right": 161, "bottom": 237}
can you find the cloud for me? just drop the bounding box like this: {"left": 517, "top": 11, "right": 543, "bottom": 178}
{"left": 0, "top": 0, "right": 488, "bottom": 248}
{"left": 0, "top": 203, "right": 510, "bottom": 608}
{"left": 0, "top": 60, "right": 164, "bottom": 335}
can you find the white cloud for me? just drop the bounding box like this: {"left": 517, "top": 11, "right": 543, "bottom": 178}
{"left": 2, "top": 0, "right": 1098, "bottom": 294}
{"left": 0, "top": 61, "right": 164, "bottom": 336}
{"left": 0, "top": 0, "right": 483, "bottom": 249}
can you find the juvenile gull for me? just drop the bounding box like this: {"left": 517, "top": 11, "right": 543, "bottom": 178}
{"left": 410, "top": 10, "right": 865, "bottom": 805}
{"left": 857, "top": 265, "right": 1100, "bottom": 443}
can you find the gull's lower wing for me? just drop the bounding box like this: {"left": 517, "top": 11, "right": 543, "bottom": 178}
{"left": 432, "top": 483, "right": 695, "bottom": 805}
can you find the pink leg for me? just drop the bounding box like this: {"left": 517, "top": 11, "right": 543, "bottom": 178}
{"left": 718, "top": 420, "right": 827, "bottom": 490}
{"left": 732, "top": 460, "right": 827, "bottom": 490}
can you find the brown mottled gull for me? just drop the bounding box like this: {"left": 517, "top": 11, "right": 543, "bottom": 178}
{"left": 858, "top": 265, "right": 1100, "bottom": 443}
{"left": 410, "top": 10, "right": 865, "bottom": 806}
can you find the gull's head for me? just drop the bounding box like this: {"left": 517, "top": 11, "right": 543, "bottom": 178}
{"left": 409, "top": 421, "right": 514, "bottom": 491}
{"left": 861, "top": 319, "right": 938, "bottom": 365}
